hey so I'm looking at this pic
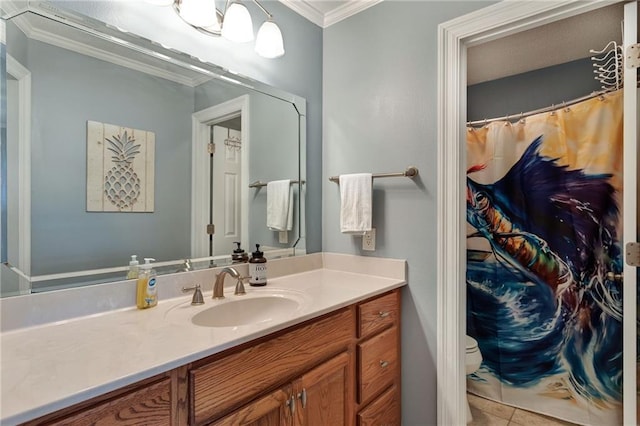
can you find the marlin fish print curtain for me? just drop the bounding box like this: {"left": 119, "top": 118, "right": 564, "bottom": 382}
{"left": 466, "top": 90, "right": 623, "bottom": 425}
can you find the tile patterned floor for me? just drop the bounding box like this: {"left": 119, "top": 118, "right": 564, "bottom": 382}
{"left": 467, "top": 393, "right": 579, "bottom": 426}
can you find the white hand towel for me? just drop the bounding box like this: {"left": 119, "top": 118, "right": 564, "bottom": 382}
{"left": 339, "top": 173, "right": 372, "bottom": 234}
{"left": 267, "top": 180, "right": 293, "bottom": 231}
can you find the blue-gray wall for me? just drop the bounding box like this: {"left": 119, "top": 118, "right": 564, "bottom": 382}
{"left": 468, "top": 57, "right": 602, "bottom": 122}
{"left": 25, "top": 39, "right": 194, "bottom": 275}
{"left": 323, "top": 2, "right": 494, "bottom": 424}
{"left": 58, "top": 1, "right": 323, "bottom": 254}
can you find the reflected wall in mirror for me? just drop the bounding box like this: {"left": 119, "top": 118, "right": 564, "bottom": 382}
{"left": 0, "top": 3, "right": 306, "bottom": 297}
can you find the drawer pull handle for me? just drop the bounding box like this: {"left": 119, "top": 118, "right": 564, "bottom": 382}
{"left": 298, "top": 388, "right": 307, "bottom": 408}
{"left": 287, "top": 395, "right": 296, "bottom": 414}
{"left": 378, "top": 311, "right": 390, "bottom": 318}
{"left": 380, "top": 360, "right": 389, "bottom": 368}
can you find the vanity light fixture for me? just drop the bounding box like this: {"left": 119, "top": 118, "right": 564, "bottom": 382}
{"left": 153, "top": 0, "right": 285, "bottom": 58}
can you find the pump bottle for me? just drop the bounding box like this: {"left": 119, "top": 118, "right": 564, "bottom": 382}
{"left": 127, "top": 255, "right": 139, "bottom": 279}
{"left": 249, "top": 244, "right": 267, "bottom": 286}
{"left": 136, "top": 258, "right": 158, "bottom": 309}
{"left": 232, "top": 242, "right": 249, "bottom": 263}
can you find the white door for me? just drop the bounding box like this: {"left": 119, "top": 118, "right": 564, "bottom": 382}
{"left": 622, "top": 2, "right": 639, "bottom": 424}
{"left": 211, "top": 125, "right": 242, "bottom": 256}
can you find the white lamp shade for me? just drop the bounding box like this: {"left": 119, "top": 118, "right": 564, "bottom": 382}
{"left": 222, "top": 2, "right": 254, "bottom": 43}
{"left": 255, "top": 20, "right": 284, "bottom": 58}
{"left": 179, "top": 0, "right": 217, "bottom": 28}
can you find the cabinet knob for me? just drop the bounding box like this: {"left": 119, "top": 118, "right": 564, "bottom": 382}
{"left": 378, "top": 311, "right": 390, "bottom": 318}
{"left": 379, "top": 360, "right": 389, "bottom": 368}
{"left": 297, "top": 388, "right": 307, "bottom": 408}
{"left": 286, "top": 395, "right": 296, "bottom": 414}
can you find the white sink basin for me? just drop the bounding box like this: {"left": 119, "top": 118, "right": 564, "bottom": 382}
{"left": 165, "top": 288, "right": 309, "bottom": 328}
{"left": 191, "top": 296, "right": 300, "bottom": 327}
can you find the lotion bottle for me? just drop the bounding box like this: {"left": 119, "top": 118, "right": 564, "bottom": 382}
{"left": 249, "top": 244, "right": 267, "bottom": 286}
{"left": 136, "top": 258, "right": 158, "bottom": 309}
{"left": 126, "top": 255, "right": 139, "bottom": 279}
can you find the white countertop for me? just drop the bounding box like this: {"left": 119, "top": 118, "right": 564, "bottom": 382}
{"left": 0, "top": 254, "right": 406, "bottom": 425}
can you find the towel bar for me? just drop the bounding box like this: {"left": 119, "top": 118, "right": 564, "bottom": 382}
{"left": 249, "top": 179, "right": 306, "bottom": 188}
{"left": 329, "top": 166, "right": 419, "bottom": 183}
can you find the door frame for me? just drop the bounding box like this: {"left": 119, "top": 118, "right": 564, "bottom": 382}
{"left": 5, "top": 50, "right": 31, "bottom": 288}
{"left": 435, "top": 1, "right": 631, "bottom": 425}
{"left": 191, "top": 95, "right": 250, "bottom": 258}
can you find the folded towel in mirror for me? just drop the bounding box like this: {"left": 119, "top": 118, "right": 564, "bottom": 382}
{"left": 339, "top": 173, "right": 372, "bottom": 234}
{"left": 267, "top": 179, "right": 293, "bottom": 231}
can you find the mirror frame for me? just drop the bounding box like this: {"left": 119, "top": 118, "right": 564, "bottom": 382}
{"left": 0, "top": 0, "right": 306, "bottom": 294}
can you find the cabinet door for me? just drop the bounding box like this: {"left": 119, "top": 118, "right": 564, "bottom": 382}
{"left": 211, "top": 385, "right": 293, "bottom": 426}
{"left": 296, "top": 352, "right": 351, "bottom": 426}
{"left": 43, "top": 378, "right": 171, "bottom": 426}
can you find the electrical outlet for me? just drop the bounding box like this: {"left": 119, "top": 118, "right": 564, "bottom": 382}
{"left": 279, "top": 231, "right": 288, "bottom": 244}
{"left": 362, "top": 228, "right": 376, "bottom": 251}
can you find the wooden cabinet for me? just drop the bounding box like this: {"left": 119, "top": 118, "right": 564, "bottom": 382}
{"left": 188, "top": 308, "right": 354, "bottom": 425}
{"left": 22, "top": 289, "right": 401, "bottom": 426}
{"left": 210, "top": 386, "right": 293, "bottom": 426}
{"left": 22, "top": 376, "right": 173, "bottom": 426}
{"left": 213, "top": 352, "right": 351, "bottom": 426}
{"left": 356, "top": 291, "right": 401, "bottom": 426}
{"left": 294, "top": 352, "right": 351, "bottom": 426}
{"left": 357, "top": 385, "right": 400, "bottom": 426}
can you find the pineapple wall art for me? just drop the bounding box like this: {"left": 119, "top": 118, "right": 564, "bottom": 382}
{"left": 87, "top": 121, "right": 155, "bottom": 212}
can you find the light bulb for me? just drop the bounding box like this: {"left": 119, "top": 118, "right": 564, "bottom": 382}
{"left": 222, "top": 2, "right": 254, "bottom": 43}
{"left": 255, "top": 20, "right": 284, "bottom": 58}
{"left": 179, "top": 0, "right": 217, "bottom": 28}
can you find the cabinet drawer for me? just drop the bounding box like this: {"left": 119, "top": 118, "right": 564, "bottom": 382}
{"left": 358, "top": 291, "right": 399, "bottom": 339}
{"left": 357, "top": 326, "right": 398, "bottom": 405}
{"left": 357, "top": 385, "right": 400, "bottom": 426}
{"left": 46, "top": 378, "right": 171, "bottom": 426}
{"left": 190, "top": 308, "right": 354, "bottom": 425}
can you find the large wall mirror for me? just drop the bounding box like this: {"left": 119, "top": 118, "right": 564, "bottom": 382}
{"left": 0, "top": 2, "right": 306, "bottom": 297}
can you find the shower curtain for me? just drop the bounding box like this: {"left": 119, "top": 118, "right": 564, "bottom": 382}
{"left": 466, "top": 90, "right": 623, "bottom": 425}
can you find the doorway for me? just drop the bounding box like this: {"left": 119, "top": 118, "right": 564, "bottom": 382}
{"left": 2, "top": 53, "right": 31, "bottom": 296}
{"left": 436, "top": 2, "right": 638, "bottom": 425}
{"left": 191, "top": 95, "right": 250, "bottom": 260}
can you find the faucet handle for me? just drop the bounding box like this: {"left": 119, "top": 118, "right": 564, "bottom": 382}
{"left": 234, "top": 277, "right": 247, "bottom": 296}
{"left": 182, "top": 284, "right": 205, "bottom": 305}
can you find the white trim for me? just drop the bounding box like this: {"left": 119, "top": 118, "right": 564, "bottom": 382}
{"left": 278, "top": 0, "right": 382, "bottom": 28}
{"left": 622, "top": 2, "right": 638, "bottom": 425}
{"left": 6, "top": 54, "right": 31, "bottom": 293}
{"left": 278, "top": 0, "right": 325, "bottom": 27}
{"left": 7, "top": 13, "right": 207, "bottom": 87}
{"left": 436, "top": 1, "right": 629, "bottom": 425}
{"left": 323, "top": 0, "right": 383, "bottom": 28}
{"left": 191, "top": 95, "right": 250, "bottom": 258}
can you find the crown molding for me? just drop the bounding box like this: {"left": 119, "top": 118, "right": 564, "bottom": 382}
{"left": 5, "top": 11, "right": 207, "bottom": 87}
{"left": 323, "top": 0, "right": 383, "bottom": 27}
{"left": 278, "top": 0, "right": 382, "bottom": 28}
{"left": 278, "top": 0, "right": 325, "bottom": 27}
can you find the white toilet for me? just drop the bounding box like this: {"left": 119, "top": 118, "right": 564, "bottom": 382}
{"left": 465, "top": 335, "right": 483, "bottom": 423}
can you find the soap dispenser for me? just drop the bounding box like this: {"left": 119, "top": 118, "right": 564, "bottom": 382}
{"left": 136, "top": 258, "right": 158, "bottom": 309}
{"left": 231, "top": 242, "right": 249, "bottom": 264}
{"left": 249, "top": 244, "right": 267, "bottom": 286}
{"left": 127, "top": 255, "right": 139, "bottom": 279}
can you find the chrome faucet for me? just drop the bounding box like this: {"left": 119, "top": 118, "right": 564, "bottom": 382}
{"left": 213, "top": 267, "right": 246, "bottom": 299}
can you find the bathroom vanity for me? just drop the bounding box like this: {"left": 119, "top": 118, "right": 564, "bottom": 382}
{"left": 0, "top": 254, "right": 405, "bottom": 425}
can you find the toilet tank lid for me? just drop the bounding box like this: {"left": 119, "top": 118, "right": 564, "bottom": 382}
{"left": 466, "top": 335, "right": 479, "bottom": 351}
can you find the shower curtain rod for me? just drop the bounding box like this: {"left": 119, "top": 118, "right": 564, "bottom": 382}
{"left": 467, "top": 88, "right": 618, "bottom": 128}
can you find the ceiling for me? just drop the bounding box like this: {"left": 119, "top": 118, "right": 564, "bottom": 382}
{"left": 279, "top": 1, "right": 625, "bottom": 85}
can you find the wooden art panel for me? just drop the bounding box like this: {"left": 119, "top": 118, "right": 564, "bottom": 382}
{"left": 87, "top": 121, "right": 155, "bottom": 212}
